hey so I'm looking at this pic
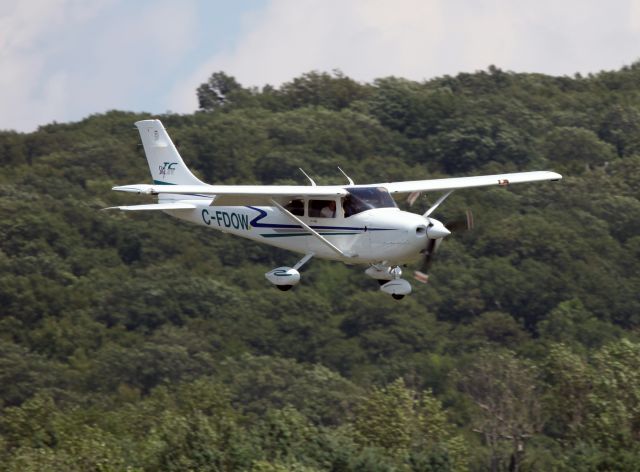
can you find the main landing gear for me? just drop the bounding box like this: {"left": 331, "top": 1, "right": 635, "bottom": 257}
{"left": 365, "top": 265, "right": 412, "bottom": 300}
{"left": 265, "top": 253, "right": 314, "bottom": 291}
{"left": 266, "top": 256, "right": 412, "bottom": 300}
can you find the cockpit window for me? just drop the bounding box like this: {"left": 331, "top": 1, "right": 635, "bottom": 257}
{"left": 342, "top": 187, "right": 396, "bottom": 217}
{"left": 284, "top": 198, "right": 304, "bottom": 216}
{"left": 309, "top": 199, "right": 336, "bottom": 218}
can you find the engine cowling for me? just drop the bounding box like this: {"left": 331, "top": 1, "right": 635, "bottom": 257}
{"left": 265, "top": 267, "right": 301, "bottom": 286}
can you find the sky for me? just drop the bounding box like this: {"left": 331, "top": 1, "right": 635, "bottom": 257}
{"left": 2, "top": 0, "right": 640, "bottom": 132}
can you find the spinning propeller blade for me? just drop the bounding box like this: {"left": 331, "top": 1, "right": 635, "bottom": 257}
{"left": 413, "top": 209, "right": 474, "bottom": 284}
{"left": 445, "top": 208, "right": 474, "bottom": 232}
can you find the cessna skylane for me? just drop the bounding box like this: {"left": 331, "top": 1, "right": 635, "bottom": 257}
{"left": 109, "top": 119, "right": 562, "bottom": 299}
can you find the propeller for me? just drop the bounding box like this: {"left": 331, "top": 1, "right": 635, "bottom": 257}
{"left": 445, "top": 208, "right": 474, "bottom": 232}
{"left": 413, "top": 209, "right": 474, "bottom": 283}
{"left": 407, "top": 190, "right": 474, "bottom": 283}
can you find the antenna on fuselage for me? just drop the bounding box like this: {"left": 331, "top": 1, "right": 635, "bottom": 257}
{"left": 337, "top": 167, "right": 355, "bottom": 185}
{"left": 299, "top": 168, "right": 317, "bottom": 186}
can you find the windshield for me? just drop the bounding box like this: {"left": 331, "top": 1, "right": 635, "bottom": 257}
{"left": 343, "top": 187, "right": 396, "bottom": 217}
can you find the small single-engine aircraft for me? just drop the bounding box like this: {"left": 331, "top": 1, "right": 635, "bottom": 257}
{"left": 109, "top": 119, "right": 562, "bottom": 299}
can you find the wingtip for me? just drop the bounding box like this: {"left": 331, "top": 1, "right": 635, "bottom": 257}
{"left": 549, "top": 171, "right": 563, "bottom": 181}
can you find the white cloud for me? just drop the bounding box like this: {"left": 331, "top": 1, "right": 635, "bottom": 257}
{"left": 0, "top": 0, "right": 197, "bottom": 132}
{"left": 66, "top": 1, "right": 197, "bottom": 116}
{"left": 632, "top": 0, "right": 640, "bottom": 31}
{"left": 170, "top": 0, "right": 640, "bottom": 114}
{"left": 3, "top": 0, "right": 640, "bottom": 130}
{"left": 0, "top": 0, "right": 113, "bottom": 131}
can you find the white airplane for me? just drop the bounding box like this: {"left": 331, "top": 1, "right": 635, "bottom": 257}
{"left": 109, "top": 119, "right": 562, "bottom": 299}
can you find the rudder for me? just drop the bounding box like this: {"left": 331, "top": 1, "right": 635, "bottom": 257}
{"left": 135, "top": 119, "right": 205, "bottom": 186}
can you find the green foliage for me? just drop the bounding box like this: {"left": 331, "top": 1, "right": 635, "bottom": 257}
{"left": 544, "top": 126, "right": 616, "bottom": 174}
{"left": 352, "top": 378, "right": 469, "bottom": 470}
{"left": 456, "top": 349, "right": 544, "bottom": 471}
{"left": 542, "top": 340, "right": 640, "bottom": 469}
{"left": 197, "top": 71, "right": 251, "bottom": 111}
{"left": 538, "top": 299, "right": 621, "bottom": 350}
{"left": 1, "top": 66, "right": 640, "bottom": 469}
{"left": 278, "top": 70, "right": 371, "bottom": 111}
{"left": 215, "top": 354, "right": 360, "bottom": 425}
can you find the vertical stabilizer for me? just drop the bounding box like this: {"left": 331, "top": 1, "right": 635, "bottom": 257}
{"left": 135, "top": 119, "right": 205, "bottom": 186}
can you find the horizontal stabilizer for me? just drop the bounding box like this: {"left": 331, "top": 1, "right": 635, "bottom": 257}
{"left": 104, "top": 202, "right": 196, "bottom": 211}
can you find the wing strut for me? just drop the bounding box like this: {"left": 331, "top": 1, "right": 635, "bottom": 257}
{"left": 293, "top": 253, "right": 314, "bottom": 270}
{"left": 270, "top": 199, "right": 349, "bottom": 258}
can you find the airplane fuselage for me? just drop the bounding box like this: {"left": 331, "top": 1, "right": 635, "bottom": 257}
{"left": 166, "top": 203, "right": 429, "bottom": 264}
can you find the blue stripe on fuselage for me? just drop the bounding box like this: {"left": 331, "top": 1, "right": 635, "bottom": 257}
{"left": 246, "top": 206, "right": 394, "bottom": 232}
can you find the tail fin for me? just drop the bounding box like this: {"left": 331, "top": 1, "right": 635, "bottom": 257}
{"left": 135, "top": 119, "right": 206, "bottom": 186}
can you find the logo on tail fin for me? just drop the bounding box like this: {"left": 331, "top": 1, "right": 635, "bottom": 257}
{"left": 159, "top": 162, "right": 177, "bottom": 179}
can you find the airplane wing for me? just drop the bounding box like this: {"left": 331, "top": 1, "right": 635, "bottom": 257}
{"left": 112, "top": 171, "right": 561, "bottom": 202}
{"left": 378, "top": 171, "right": 562, "bottom": 194}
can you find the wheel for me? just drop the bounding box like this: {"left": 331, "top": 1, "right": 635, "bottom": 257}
{"left": 392, "top": 294, "right": 405, "bottom": 300}
{"left": 277, "top": 285, "right": 293, "bottom": 291}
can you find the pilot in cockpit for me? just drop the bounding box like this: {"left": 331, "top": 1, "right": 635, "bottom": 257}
{"left": 321, "top": 200, "right": 336, "bottom": 218}
{"left": 342, "top": 195, "right": 355, "bottom": 217}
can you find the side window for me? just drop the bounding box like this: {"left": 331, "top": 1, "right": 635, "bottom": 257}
{"left": 309, "top": 199, "right": 336, "bottom": 218}
{"left": 343, "top": 195, "right": 356, "bottom": 217}
{"left": 284, "top": 199, "right": 304, "bottom": 216}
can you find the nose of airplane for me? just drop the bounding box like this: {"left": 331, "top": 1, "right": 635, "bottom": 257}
{"left": 426, "top": 219, "right": 450, "bottom": 239}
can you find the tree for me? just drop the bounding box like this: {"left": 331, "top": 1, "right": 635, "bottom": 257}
{"left": 543, "top": 126, "right": 616, "bottom": 174}
{"left": 197, "top": 72, "right": 248, "bottom": 110}
{"left": 542, "top": 343, "right": 592, "bottom": 441}
{"left": 352, "top": 378, "right": 469, "bottom": 470}
{"left": 538, "top": 299, "right": 621, "bottom": 350}
{"left": 456, "top": 350, "right": 543, "bottom": 472}
{"left": 216, "top": 354, "right": 360, "bottom": 426}
{"left": 543, "top": 340, "right": 640, "bottom": 469}
{"left": 278, "top": 70, "right": 369, "bottom": 111}
{"left": 598, "top": 104, "right": 640, "bottom": 157}
{"left": 585, "top": 339, "right": 640, "bottom": 449}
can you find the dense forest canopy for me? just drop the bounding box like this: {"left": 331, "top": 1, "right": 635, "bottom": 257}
{"left": 1, "top": 65, "right": 640, "bottom": 471}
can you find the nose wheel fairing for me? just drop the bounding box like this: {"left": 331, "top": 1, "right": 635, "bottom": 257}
{"left": 365, "top": 264, "right": 412, "bottom": 300}
{"left": 380, "top": 278, "right": 412, "bottom": 298}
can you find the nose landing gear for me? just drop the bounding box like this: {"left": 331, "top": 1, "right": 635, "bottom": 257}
{"left": 365, "top": 265, "right": 412, "bottom": 300}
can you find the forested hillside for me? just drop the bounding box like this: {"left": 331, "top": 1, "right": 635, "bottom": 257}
{"left": 1, "top": 65, "right": 640, "bottom": 471}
